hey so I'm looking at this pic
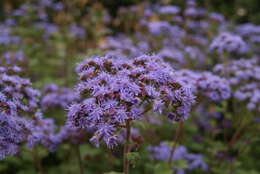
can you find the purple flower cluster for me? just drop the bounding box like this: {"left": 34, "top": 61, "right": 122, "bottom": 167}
{"left": 0, "top": 113, "right": 31, "bottom": 159}
{"left": 1, "top": 51, "right": 25, "bottom": 70}
{"left": 175, "top": 70, "right": 231, "bottom": 101}
{"left": 148, "top": 142, "right": 208, "bottom": 173}
{"left": 34, "top": 22, "right": 59, "bottom": 39}
{"left": 0, "top": 70, "right": 40, "bottom": 114}
{"left": 100, "top": 22, "right": 209, "bottom": 68}
{"left": 209, "top": 32, "right": 249, "bottom": 55}
{"left": 12, "top": 0, "right": 63, "bottom": 18}
{"left": 214, "top": 58, "right": 260, "bottom": 111}
{"left": 157, "top": 5, "right": 180, "bottom": 15}
{"left": 235, "top": 23, "right": 260, "bottom": 54}
{"left": 184, "top": 46, "right": 206, "bottom": 64}
{"left": 99, "top": 1, "right": 229, "bottom": 69}
{"left": 11, "top": 4, "right": 29, "bottom": 17}
{"left": 214, "top": 58, "right": 260, "bottom": 85}
{"left": 28, "top": 112, "right": 57, "bottom": 151}
{"left": 0, "top": 68, "right": 41, "bottom": 159}
{"left": 184, "top": 0, "right": 207, "bottom": 20}
{"left": 53, "top": 125, "right": 89, "bottom": 145}
{"left": 148, "top": 21, "right": 183, "bottom": 37}
{"left": 41, "top": 83, "right": 79, "bottom": 110}
{"left": 100, "top": 35, "right": 149, "bottom": 58}
{"left": 235, "top": 23, "right": 260, "bottom": 39}
{"left": 184, "top": 7, "right": 206, "bottom": 18}
{"left": 69, "top": 24, "right": 86, "bottom": 39}
{"left": 0, "top": 26, "right": 20, "bottom": 45}
{"left": 67, "top": 55, "right": 195, "bottom": 147}
{"left": 39, "top": 0, "right": 63, "bottom": 9}
{"left": 235, "top": 83, "right": 260, "bottom": 111}
{"left": 209, "top": 13, "right": 225, "bottom": 23}
{"left": 157, "top": 48, "right": 185, "bottom": 65}
{"left": 0, "top": 65, "right": 62, "bottom": 158}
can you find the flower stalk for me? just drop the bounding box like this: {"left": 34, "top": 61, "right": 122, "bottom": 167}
{"left": 32, "top": 147, "right": 44, "bottom": 174}
{"left": 75, "top": 145, "right": 84, "bottom": 174}
{"left": 168, "top": 121, "right": 184, "bottom": 164}
{"left": 123, "top": 119, "right": 132, "bottom": 174}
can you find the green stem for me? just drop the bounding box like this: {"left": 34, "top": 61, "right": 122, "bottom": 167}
{"left": 75, "top": 145, "right": 84, "bottom": 174}
{"left": 168, "top": 121, "right": 184, "bottom": 164}
{"left": 123, "top": 120, "right": 131, "bottom": 174}
{"left": 32, "top": 147, "right": 44, "bottom": 174}
{"left": 228, "top": 105, "right": 246, "bottom": 148}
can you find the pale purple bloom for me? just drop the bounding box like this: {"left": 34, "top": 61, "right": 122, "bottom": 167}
{"left": 68, "top": 55, "right": 195, "bottom": 147}
{"left": 209, "top": 32, "right": 249, "bottom": 55}
{"left": 53, "top": 2, "right": 64, "bottom": 11}
{"left": 175, "top": 70, "right": 231, "bottom": 101}
{"left": 214, "top": 58, "right": 260, "bottom": 111}
{"left": 0, "top": 68, "right": 51, "bottom": 159}
{"left": 69, "top": 24, "right": 86, "bottom": 38}
{"left": 148, "top": 142, "right": 208, "bottom": 173}
{"left": 209, "top": 13, "right": 225, "bottom": 22}
{"left": 0, "top": 27, "right": 20, "bottom": 45}
{"left": 34, "top": 22, "right": 58, "bottom": 39}
{"left": 158, "top": 5, "right": 180, "bottom": 15}
{"left": 41, "top": 84, "right": 79, "bottom": 110}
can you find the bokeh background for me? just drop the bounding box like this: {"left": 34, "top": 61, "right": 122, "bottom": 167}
{"left": 0, "top": 0, "right": 260, "bottom": 174}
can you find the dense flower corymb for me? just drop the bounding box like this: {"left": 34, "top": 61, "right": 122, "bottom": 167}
{"left": 209, "top": 32, "right": 249, "bottom": 55}
{"left": 41, "top": 83, "right": 79, "bottom": 110}
{"left": 0, "top": 66, "right": 57, "bottom": 159}
{"left": 148, "top": 142, "right": 208, "bottom": 173}
{"left": 0, "top": 66, "right": 40, "bottom": 159}
{"left": 0, "top": 112, "right": 31, "bottom": 160}
{"left": 175, "top": 70, "right": 231, "bottom": 101}
{"left": 0, "top": 67, "right": 40, "bottom": 115}
{"left": 214, "top": 58, "right": 260, "bottom": 111}
{"left": 67, "top": 55, "right": 195, "bottom": 148}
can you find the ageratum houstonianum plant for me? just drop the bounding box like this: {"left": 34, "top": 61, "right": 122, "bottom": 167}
{"left": 214, "top": 57, "right": 260, "bottom": 111}
{"left": 175, "top": 70, "right": 231, "bottom": 101}
{"left": 209, "top": 32, "right": 249, "bottom": 55}
{"left": 67, "top": 55, "right": 196, "bottom": 173}
{"left": 0, "top": 66, "right": 39, "bottom": 159}
{"left": 0, "top": 65, "right": 57, "bottom": 162}
{"left": 1, "top": 0, "right": 260, "bottom": 173}
{"left": 41, "top": 83, "right": 80, "bottom": 111}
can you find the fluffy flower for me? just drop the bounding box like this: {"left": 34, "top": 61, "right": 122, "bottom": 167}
{"left": 68, "top": 55, "right": 195, "bottom": 147}
{"left": 209, "top": 32, "right": 249, "bottom": 55}
{"left": 214, "top": 58, "right": 260, "bottom": 111}
{"left": 41, "top": 83, "right": 79, "bottom": 110}
{"left": 175, "top": 70, "right": 231, "bottom": 101}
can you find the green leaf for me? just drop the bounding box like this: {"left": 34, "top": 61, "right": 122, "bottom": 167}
{"left": 173, "top": 160, "right": 188, "bottom": 169}
{"left": 126, "top": 152, "right": 141, "bottom": 168}
{"left": 153, "top": 162, "right": 172, "bottom": 174}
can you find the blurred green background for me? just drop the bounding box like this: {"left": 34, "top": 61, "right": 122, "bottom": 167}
{"left": 1, "top": 0, "right": 260, "bottom": 24}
